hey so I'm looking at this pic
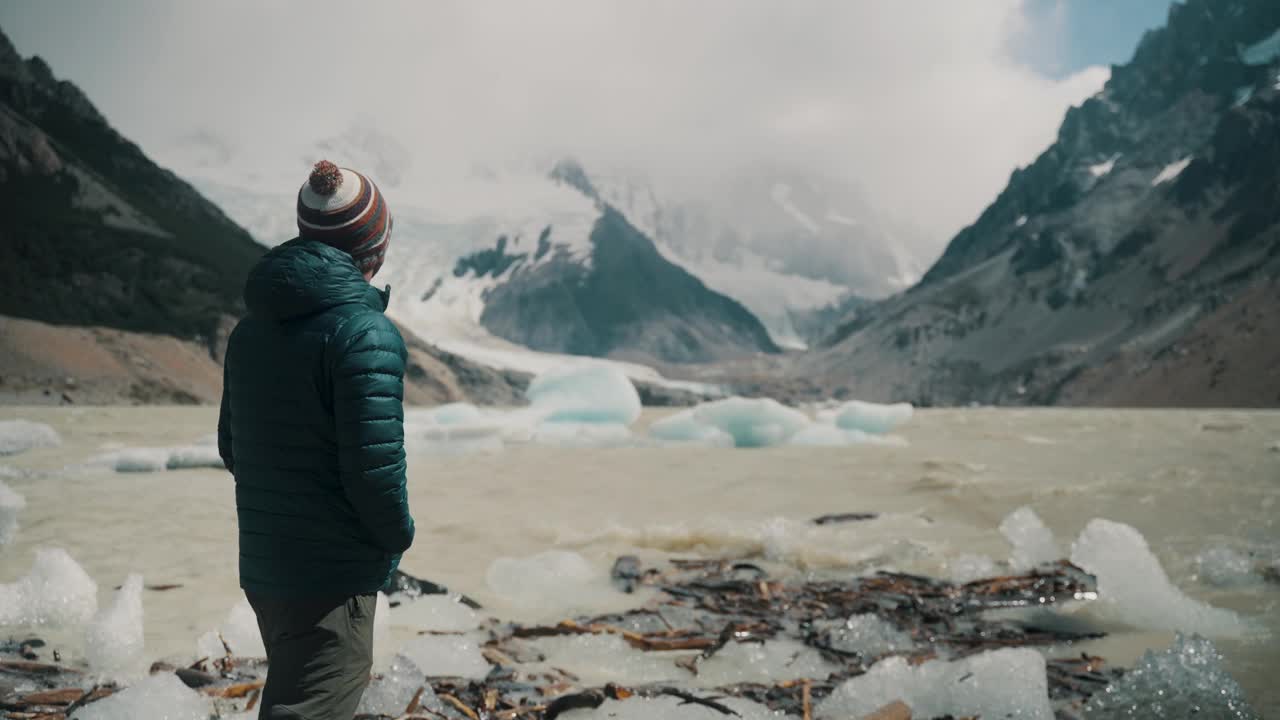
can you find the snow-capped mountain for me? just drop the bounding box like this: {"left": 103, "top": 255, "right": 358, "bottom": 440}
{"left": 587, "top": 165, "right": 941, "bottom": 348}
{"left": 154, "top": 131, "right": 777, "bottom": 382}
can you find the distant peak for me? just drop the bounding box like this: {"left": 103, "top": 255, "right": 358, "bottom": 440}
{"left": 549, "top": 158, "right": 599, "bottom": 201}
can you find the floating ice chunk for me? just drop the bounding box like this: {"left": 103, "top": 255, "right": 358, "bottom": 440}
{"left": 1152, "top": 157, "right": 1192, "bottom": 186}
{"left": 194, "top": 630, "right": 225, "bottom": 662}
{"left": 98, "top": 448, "right": 170, "bottom": 473}
{"left": 531, "top": 422, "right": 635, "bottom": 448}
{"left": 221, "top": 599, "right": 265, "bottom": 657}
{"left": 421, "top": 402, "right": 482, "bottom": 425}
{"left": 487, "top": 550, "right": 616, "bottom": 610}
{"left": 787, "top": 424, "right": 908, "bottom": 447}
{"left": 947, "top": 554, "right": 998, "bottom": 583}
{"left": 397, "top": 633, "right": 490, "bottom": 679}
{"left": 164, "top": 445, "right": 224, "bottom": 470}
{"left": 648, "top": 411, "right": 734, "bottom": 447}
{"left": 527, "top": 365, "right": 641, "bottom": 424}
{"left": 1000, "top": 507, "right": 1060, "bottom": 571}
{"left": 0, "top": 480, "right": 27, "bottom": 545}
{"left": 1016, "top": 214, "right": 1029, "bottom": 227}
{"left": 94, "top": 444, "right": 226, "bottom": 473}
{"left": 817, "top": 648, "right": 1053, "bottom": 720}
{"left": 1070, "top": 519, "right": 1249, "bottom": 637}
{"left": 826, "top": 613, "right": 913, "bottom": 659}
{"left": 1196, "top": 545, "right": 1257, "bottom": 588}
{"left": 70, "top": 673, "right": 212, "bottom": 720}
{"left": 1084, "top": 633, "right": 1259, "bottom": 719}
{"left": 0, "top": 548, "right": 97, "bottom": 626}
{"left": 786, "top": 423, "right": 850, "bottom": 446}
{"left": 388, "top": 594, "right": 482, "bottom": 633}
{"left": 662, "top": 397, "right": 810, "bottom": 448}
{"left": 196, "top": 599, "right": 265, "bottom": 659}
{"left": 415, "top": 424, "right": 506, "bottom": 454}
{"left": 358, "top": 654, "right": 442, "bottom": 716}
{"left": 86, "top": 574, "right": 145, "bottom": 676}
{"left": 833, "top": 400, "right": 913, "bottom": 434}
{"left": 0, "top": 420, "right": 61, "bottom": 456}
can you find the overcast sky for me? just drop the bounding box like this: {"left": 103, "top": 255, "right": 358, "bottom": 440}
{"left": 1, "top": 1, "right": 1172, "bottom": 239}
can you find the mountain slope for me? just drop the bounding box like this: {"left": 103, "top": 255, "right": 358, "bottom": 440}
{"left": 801, "top": 0, "right": 1280, "bottom": 406}
{"left": 0, "top": 27, "right": 263, "bottom": 343}
{"left": 0, "top": 29, "right": 528, "bottom": 407}
{"left": 476, "top": 205, "right": 779, "bottom": 364}
{"left": 589, "top": 166, "right": 935, "bottom": 349}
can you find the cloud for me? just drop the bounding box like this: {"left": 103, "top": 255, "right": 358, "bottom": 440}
{"left": 3, "top": 0, "right": 1108, "bottom": 239}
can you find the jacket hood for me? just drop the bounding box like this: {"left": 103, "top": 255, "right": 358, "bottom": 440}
{"left": 244, "top": 239, "right": 389, "bottom": 321}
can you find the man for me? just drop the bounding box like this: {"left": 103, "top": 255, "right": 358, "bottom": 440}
{"left": 218, "top": 160, "right": 415, "bottom": 719}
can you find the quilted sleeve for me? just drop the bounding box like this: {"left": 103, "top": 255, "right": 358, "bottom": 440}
{"left": 217, "top": 360, "right": 234, "bottom": 473}
{"left": 330, "top": 313, "right": 416, "bottom": 554}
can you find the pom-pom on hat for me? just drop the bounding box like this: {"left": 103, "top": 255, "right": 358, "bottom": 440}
{"left": 297, "top": 160, "right": 393, "bottom": 278}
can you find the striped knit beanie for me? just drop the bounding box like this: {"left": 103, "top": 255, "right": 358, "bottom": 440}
{"left": 296, "top": 160, "right": 393, "bottom": 278}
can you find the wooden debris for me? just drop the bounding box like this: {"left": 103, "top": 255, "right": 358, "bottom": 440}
{"left": 813, "top": 512, "right": 879, "bottom": 525}
{"left": 0, "top": 554, "right": 1120, "bottom": 719}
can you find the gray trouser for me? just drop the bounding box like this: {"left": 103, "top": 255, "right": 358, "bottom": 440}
{"left": 247, "top": 592, "right": 377, "bottom": 720}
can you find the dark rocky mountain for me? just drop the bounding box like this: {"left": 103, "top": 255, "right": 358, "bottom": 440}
{"left": 796, "top": 0, "right": 1280, "bottom": 406}
{"left": 0, "top": 27, "right": 263, "bottom": 346}
{"left": 456, "top": 160, "right": 780, "bottom": 365}
{"left": 0, "top": 27, "right": 530, "bottom": 407}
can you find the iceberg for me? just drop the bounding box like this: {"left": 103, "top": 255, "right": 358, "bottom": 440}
{"left": 93, "top": 444, "right": 226, "bottom": 473}
{"left": 0, "top": 547, "right": 98, "bottom": 626}
{"left": 648, "top": 411, "right": 734, "bottom": 447}
{"left": 530, "top": 421, "right": 636, "bottom": 448}
{"left": 832, "top": 400, "right": 913, "bottom": 434}
{"left": 526, "top": 365, "right": 641, "bottom": 424}
{"left": 414, "top": 402, "right": 483, "bottom": 425}
{"left": 1070, "top": 519, "right": 1249, "bottom": 637}
{"left": 0, "top": 479, "right": 27, "bottom": 545}
{"left": 86, "top": 574, "right": 145, "bottom": 675}
{"left": 70, "top": 673, "right": 211, "bottom": 720}
{"left": 1083, "top": 633, "right": 1259, "bottom": 719}
{"left": 0, "top": 419, "right": 61, "bottom": 456}
{"left": 816, "top": 648, "right": 1054, "bottom": 720}
{"left": 163, "top": 445, "right": 225, "bottom": 470}
{"left": 650, "top": 397, "right": 809, "bottom": 448}
{"left": 1000, "top": 506, "right": 1060, "bottom": 571}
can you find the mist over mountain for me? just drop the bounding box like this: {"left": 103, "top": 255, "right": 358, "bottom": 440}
{"left": 794, "top": 0, "right": 1280, "bottom": 407}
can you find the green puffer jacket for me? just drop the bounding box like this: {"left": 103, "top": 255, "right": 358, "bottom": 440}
{"left": 218, "top": 239, "right": 415, "bottom": 598}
